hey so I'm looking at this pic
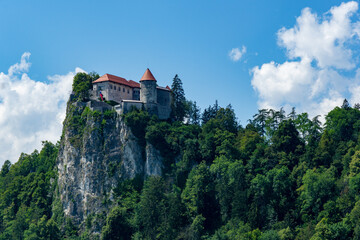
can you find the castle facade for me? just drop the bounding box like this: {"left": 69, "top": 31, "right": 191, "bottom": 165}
{"left": 92, "top": 68, "right": 172, "bottom": 119}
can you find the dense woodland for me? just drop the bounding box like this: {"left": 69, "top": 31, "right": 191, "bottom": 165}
{"left": 2, "top": 73, "right": 360, "bottom": 239}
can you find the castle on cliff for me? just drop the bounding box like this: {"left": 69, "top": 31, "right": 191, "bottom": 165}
{"left": 91, "top": 68, "right": 172, "bottom": 119}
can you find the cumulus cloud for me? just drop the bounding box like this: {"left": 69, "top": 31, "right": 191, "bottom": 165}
{"left": 251, "top": 1, "right": 360, "bottom": 121}
{"left": 0, "top": 52, "right": 84, "bottom": 166}
{"left": 229, "top": 46, "right": 246, "bottom": 61}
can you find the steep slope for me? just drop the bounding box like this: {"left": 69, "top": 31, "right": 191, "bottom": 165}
{"left": 56, "top": 100, "right": 163, "bottom": 233}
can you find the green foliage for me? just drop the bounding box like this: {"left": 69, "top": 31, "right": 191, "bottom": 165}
{"left": 7, "top": 98, "right": 360, "bottom": 239}
{"left": 311, "top": 218, "right": 350, "bottom": 240}
{"left": 247, "top": 166, "right": 295, "bottom": 229}
{"left": 134, "top": 176, "right": 185, "bottom": 239}
{"left": 24, "top": 216, "right": 60, "bottom": 240}
{"left": 186, "top": 100, "right": 201, "bottom": 125}
{"left": 202, "top": 100, "right": 220, "bottom": 125}
{"left": 124, "top": 109, "right": 151, "bottom": 146}
{"left": 278, "top": 227, "right": 294, "bottom": 240}
{"left": 64, "top": 105, "right": 116, "bottom": 148}
{"left": 237, "top": 128, "right": 263, "bottom": 159}
{"left": 350, "top": 150, "right": 360, "bottom": 176}
{"left": 199, "top": 105, "right": 239, "bottom": 163}
{"left": 325, "top": 106, "right": 360, "bottom": 143}
{"left": 145, "top": 121, "right": 171, "bottom": 150}
{"left": 182, "top": 162, "right": 220, "bottom": 232}
{"left": 171, "top": 74, "right": 186, "bottom": 122}
{"left": 101, "top": 207, "right": 132, "bottom": 240}
{"left": 63, "top": 218, "right": 79, "bottom": 239}
{"left": 210, "top": 156, "right": 247, "bottom": 222}
{"left": 0, "top": 160, "right": 11, "bottom": 177}
{"left": 187, "top": 214, "right": 205, "bottom": 240}
{"left": 72, "top": 72, "right": 99, "bottom": 101}
{"left": 298, "top": 168, "right": 337, "bottom": 221}
{"left": 259, "top": 230, "right": 281, "bottom": 240}
{"left": 0, "top": 142, "right": 59, "bottom": 240}
{"left": 271, "top": 119, "right": 303, "bottom": 154}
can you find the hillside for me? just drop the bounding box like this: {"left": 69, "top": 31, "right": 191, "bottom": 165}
{"left": 1, "top": 73, "right": 360, "bottom": 239}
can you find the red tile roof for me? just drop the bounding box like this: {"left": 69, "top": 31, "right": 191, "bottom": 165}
{"left": 157, "top": 86, "right": 171, "bottom": 91}
{"left": 140, "top": 68, "right": 156, "bottom": 82}
{"left": 93, "top": 74, "right": 140, "bottom": 88}
{"left": 128, "top": 80, "right": 140, "bottom": 88}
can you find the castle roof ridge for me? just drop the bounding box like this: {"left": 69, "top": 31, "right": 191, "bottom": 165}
{"left": 93, "top": 73, "right": 140, "bottom": 88}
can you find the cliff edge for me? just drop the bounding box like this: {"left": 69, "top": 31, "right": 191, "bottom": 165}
{"left": 56, "top": 99, "right": 163, "bottom": 234}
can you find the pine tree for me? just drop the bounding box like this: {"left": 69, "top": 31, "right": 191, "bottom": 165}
{"left": 187, "top": 101, "right": 201, "bottom": 125}
{"left": 171, "top": 74, "right": 186, "bottom": 122}
{"left": 354, "top": 103, "right": 360, "bottom": 110}
{"left": 201, "top": 100, "right": 219, "bottom": 125}
{"left": 342, "top": 98, "right": 350, "bottom": 109}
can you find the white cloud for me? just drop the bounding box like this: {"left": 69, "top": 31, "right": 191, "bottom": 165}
{"left": 0, "top": 53, "right": 84, "bottom": 166}
{"left": 8, "top": 52, "right": 31, "bottom": 76}
{"left": 251, "top": 1, "right": 360, "bottom": 121}
{"left": 229, "top": 46, "right": 246, "bottom": 62}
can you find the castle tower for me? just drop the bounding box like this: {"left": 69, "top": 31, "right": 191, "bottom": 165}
{"left": 140, "top": 68, "right": 157, "bottom": 104}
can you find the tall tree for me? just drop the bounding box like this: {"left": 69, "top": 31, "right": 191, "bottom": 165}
{"left": 0, "top": 160, "right": 11, "bottom": 177}
{"left": 202, "top": 100, "right": 219, "bottom": 125}
{"left": 182, "top": 162, "right": 220, "bottom": 232}
{"left": 101, "top": 207, "right": 132, "bottom": 240}
{"left": 135, "top": 176, "right": 167, "bottom": 239}
{"left": 186, "top": 100, "right": 201, "bottom": 125}
{"left": 271, "top": 119, "right": 303, "bottom": 154}
{"left": 341, "top": 98, "right": 350, "bottom": 109}
{"left": 251, "top": 109, "right": 269, "bottom": 136}
{"left": 171, "top": 74, "right": 186, "bottom": 122}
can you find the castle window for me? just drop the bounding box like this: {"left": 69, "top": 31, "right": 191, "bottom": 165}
{"left": 110, "top": 85, "right": 113, "bottom": 89}
{"left": 118, "top": 87, "right": 121, "bottom": 91}
{"left": 114, "top": 86, "right": 117, "bottom": 90}
{"left": 128, "top": 89, "right": 129, "bottom": 94}
{"left": 123, "top": 88, "right": 125, "bottom": 92}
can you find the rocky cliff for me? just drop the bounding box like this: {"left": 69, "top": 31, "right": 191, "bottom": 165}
{"left": 56, "top": 100, "right": 163, "bottom": 234}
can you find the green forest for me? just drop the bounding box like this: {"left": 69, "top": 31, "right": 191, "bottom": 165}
{"left": 2, "top": 73, "right": 360, "bottom": 239}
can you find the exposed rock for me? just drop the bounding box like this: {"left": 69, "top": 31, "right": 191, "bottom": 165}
{"left": 145, "top": 144, "right": 163, "bottom": 177}
{"left": 56, "top": 101, "right": 163, "bottom": 234}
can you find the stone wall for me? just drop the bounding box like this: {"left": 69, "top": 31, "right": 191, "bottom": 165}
{"left": 157, "top": 88, "right": 171, "bottom": 119}
{"left": 140, "top": 81, "right": 157, "bottom": 104}
{"left": 122, "top": 100, "right": 143, "bottom": 114}
{"left": 132, "top": 88, "right": 140, "bottom": 100}
{"left": 158, "top": 105, "right": 171, "bottom": 120}
{"left": 144, "top": 103, "right": 158, "bottom": 117}
{"left": 92, "top": 80, "right": 172, "bottom": 120}
{"left": 86, "top": 100, "right": 112, "bottom": 112}
{"left": 93, "top": 82, "right": 133, "bottom": 103}
{"left": 157, "top": 88, "right": 171, "bottom": 107}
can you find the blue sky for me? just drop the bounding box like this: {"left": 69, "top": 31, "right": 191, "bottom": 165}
{"left": 1, "top": 0, "right": 360, "bottom": 164}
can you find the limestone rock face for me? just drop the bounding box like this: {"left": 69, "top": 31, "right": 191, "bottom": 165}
{"left": 145, "top": 144, "right": 164, "bottom": 177}
{"left": 56, "top": 102, "right": 163, "bottom": 234}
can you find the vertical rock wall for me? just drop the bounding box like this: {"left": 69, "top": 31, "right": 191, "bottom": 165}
{"left": 56, "top": 102, "right": 163, "bottom": 234}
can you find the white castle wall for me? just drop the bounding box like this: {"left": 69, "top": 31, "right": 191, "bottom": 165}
{"left": 93, "top": 79, "right": 171, "bottom": 120}
{"left": 93, "top": 82, "right": 133, "bottom": 103}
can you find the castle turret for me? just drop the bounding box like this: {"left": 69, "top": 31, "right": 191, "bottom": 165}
{"left": 140, "top": 68, "right": 157, "bottom": 104}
